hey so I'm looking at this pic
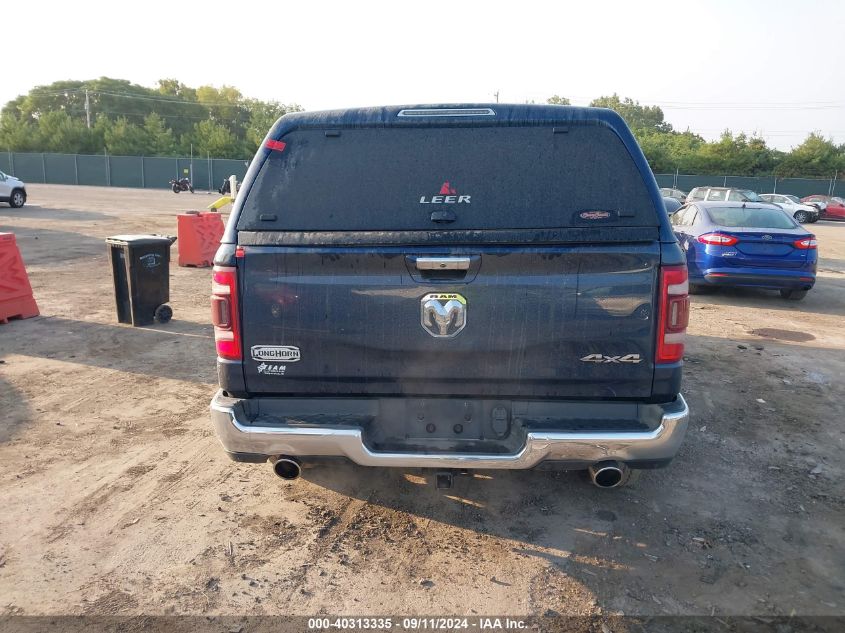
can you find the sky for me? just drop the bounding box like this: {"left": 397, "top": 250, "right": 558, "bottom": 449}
{"left": 7, "top": 0, "right": 845, "bottom": 151}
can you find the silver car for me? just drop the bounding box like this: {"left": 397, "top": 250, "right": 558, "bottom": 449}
{"left": 759, "top": 194, "right": 819, "bottom": 223}
{"left": 659, "top": 187, "right": 688, "bottom": 202}
{"left": 0, "top": 170, "right": 26, "bottom": 208}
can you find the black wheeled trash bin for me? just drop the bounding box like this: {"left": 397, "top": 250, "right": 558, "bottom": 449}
{"left": 106, "top": 234, "right": 177, "bottom": 326}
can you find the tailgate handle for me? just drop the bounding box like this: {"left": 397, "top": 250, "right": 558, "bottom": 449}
{"left": 414, "top": 257, "right": 471, "bottom": 271}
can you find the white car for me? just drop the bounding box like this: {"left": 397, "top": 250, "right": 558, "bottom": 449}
{"left": 759, "top": 194, "right": 819, "bottom": 223}
{"left": 0, "top": 170, "right": 26, "bottom": 208}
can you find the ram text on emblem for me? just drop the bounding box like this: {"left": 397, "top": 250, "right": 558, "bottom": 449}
{"left": 421, "top": 293, "right": 467, "bottom": 338}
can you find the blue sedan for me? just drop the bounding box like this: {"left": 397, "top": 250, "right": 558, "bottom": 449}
{"left": 671, "top": 201, "right": 817, "bottom": 300}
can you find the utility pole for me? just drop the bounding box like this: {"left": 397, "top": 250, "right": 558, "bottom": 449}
{"left": 84, "top": 89, "right": 91, "bottom": 129}
{"left": 493, "top": 90, "right": 500, "bottom": 104}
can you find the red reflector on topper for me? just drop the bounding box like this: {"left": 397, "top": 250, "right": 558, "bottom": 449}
{"left": 265, "top": 139, "right": 287, "bottom": 152}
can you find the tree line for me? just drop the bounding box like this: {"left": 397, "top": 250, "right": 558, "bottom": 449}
{"left": 549, "top": 94, "right": 844, "bottom": 178}
{"left": 1, "top": 79, "right": 843, "bottom": 178}
{"left": 0, "top": 78, "right": 302, "bottom": 160}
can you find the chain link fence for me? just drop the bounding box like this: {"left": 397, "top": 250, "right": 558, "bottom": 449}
{"left": 0, "top": 152, "right": 249, "bottom": 191}
{"left": 654, "top": 173, "right": 840, "bottom": 198}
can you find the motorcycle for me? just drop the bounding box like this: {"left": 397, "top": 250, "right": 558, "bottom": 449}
{"left": 169, "top": 177, "right": 194, "bottom": 194}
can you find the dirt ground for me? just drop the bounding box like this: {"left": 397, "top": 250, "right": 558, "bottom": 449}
{"left": 0, "top": 185, "right": 843, "bottom": 621}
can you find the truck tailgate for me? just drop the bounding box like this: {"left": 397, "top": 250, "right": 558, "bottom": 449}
{"left": 239, "top": 242, "right": 659, "bottom": 399}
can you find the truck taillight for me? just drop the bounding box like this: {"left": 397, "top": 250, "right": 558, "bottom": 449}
{"left": 211, "top": 266, "right": 241, "bottom": 361}
{"left": 656, "top": 265, "right": 689, "bottom": 364}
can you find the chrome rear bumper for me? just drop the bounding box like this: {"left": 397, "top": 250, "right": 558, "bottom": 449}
{"left": 210, "top": 392, "right": 689, "bottom": 469}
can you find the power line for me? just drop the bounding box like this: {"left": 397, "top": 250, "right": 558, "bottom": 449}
{"left": 90, "top": 109, "right": 220, "bottom": 121}
{"left": 94, "top": 90, "right": 239, "bottom": 108}
{"left": 26, "top": 88, "right": 257, "bottom": 109}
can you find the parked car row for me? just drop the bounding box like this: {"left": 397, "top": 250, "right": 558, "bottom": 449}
{"left": 688, "top": 187, "right": 820, "bottom": 223}
{"left": 660, "top": 185, "right": 845, "bottom": 225}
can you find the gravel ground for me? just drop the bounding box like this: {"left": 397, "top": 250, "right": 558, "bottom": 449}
{"left": 0, "top": 185, "right": 843, "bottom": 623}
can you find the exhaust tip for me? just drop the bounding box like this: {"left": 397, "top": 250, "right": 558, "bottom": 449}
{"left": 589, "top": 461, "right": 626, "bottom": 488}
{"left": 271, "top": 457, "right": 301, "bottom": 480}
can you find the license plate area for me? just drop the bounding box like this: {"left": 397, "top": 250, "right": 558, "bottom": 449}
{"left": 363, "top": 398, "right": 526, "bottom": 455}
{"left": 737, "top": 244, "right": 791, "bottom": 256}
{"left": 402, "top": 398, "right": 486, "bottom": 441}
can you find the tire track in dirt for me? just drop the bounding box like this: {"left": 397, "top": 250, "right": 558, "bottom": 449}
{"left": 283, "top": 495, "right": 372, "bottom": 601}
{"left": 44, "top": 429, "right": 222, "bottom": 543}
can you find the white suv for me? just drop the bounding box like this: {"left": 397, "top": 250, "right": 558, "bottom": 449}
{"left": 687, "top": 186, "right": 771, "bottom": 204}
{"left": 0, "top": 171, "right": 26, "bottom": 208}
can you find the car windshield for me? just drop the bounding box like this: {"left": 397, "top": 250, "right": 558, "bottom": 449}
{"left": 833, "top": 197, "right": 845, "bottom": 204}
{"left": 707, "top": 206, "right": 797, "bottom": 229}
{"left": 738, "top": 190, "right": 764, "bottom": 202}
{"left": 785, "top": 195, "right": 800, "bottom": 203}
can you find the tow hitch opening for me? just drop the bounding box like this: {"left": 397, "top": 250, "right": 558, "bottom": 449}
{"left": 435, "top": 471, "right": 453, "bottom": 489}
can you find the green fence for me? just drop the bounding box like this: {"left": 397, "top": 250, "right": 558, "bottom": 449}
{"left": 0, "top": 151, "right": 840, "bottom": 198}
{"left": 0, "top": 152, "right": 249, "bottom": 191}
{"left": 654, "top": 173, "right": 841, "bottom": 199}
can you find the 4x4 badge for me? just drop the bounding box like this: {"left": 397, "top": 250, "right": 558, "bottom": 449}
{"left": 580, "top": 353, "right": 643, "bottom": 364}
{"left": 421, "top": 293, "right": 467, "bottom": 338}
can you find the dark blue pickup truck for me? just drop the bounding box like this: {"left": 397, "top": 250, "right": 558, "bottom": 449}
{"left": 209, "top": 104, "right": 690, "bottom": 489}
